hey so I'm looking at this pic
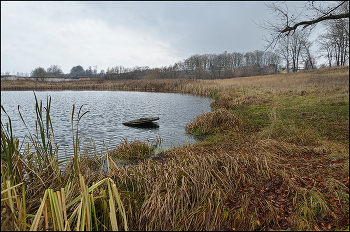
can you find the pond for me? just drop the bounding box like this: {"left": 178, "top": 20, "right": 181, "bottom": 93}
{"left": 1, "top": 91, "right": 213, "bottom": 160}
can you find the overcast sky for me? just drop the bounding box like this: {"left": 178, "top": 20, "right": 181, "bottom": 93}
{"left": 1, "top": 1, "right": 324, "bottom": 75}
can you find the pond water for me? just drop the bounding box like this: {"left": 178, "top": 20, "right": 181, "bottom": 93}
{"left": 1, "top": 91, "right": 213, "bottom": 160}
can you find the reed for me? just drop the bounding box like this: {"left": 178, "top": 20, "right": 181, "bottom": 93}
{"left": 1, "top": 66, "right": 349, "bottom": 231}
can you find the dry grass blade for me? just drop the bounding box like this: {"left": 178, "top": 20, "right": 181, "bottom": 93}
{"left": 60, "top": 188, "right": 71, "bottom": 231}
{"left": 79, "top": 174, "right": 91, "bottom": 231}
{"left": 75, "top": 201, "right": 83, "bottom": 231}
{"left": 111, "top": 181, "right": 128, "bottom": 231}
{"left": 1, "top": 182, "right": 23, "bottom": 196}
{"left": 29, "top": 190, "right": 48, "bottom": 231}
{"left": 48, "top": 189, "right": 64, "bottom": 231}
{"left": 108, "top": 179, "right": 119, "bottom": 231}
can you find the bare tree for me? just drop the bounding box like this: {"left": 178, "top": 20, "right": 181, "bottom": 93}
{"left": 31, "top": 67, "right": 47, "bottom": 81}
{"left": 47, "top": 65, "right": 63, "bottom": 77}
{"left": 302, "top": 40, "right": 316, "bottom": 70}
{"left": 327, "top": 19, "right": 349, "bottom": 66}
{"left": 317, "top": 16, "right": 349, "bottom": 67}
{"left": 290, "top": 29, "right": 310, "bottom": 72}
{"left": 261, "top": 1, "right": 349, "bottom": 49}
{"left": 275, "top": 35, "right": 291, "bottom": 72}
{"left": 85, "top": 66, "right": 93, "bottom": 77}
{"left": 318, "top": 34, "right": 334, "bottom": 67}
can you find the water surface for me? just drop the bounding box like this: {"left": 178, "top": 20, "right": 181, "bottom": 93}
{"left": 1, "top": 91, "right": 213, "bottom": 160}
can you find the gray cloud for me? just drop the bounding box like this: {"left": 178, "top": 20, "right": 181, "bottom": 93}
{"left": 1, "top": 1, "right": 315, "bottom": 74}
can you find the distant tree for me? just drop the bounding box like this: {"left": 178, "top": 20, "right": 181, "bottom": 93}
{"left": 85, "top": 66, "right": 93, "bottom": 77}
{"left": 316, "top": 16, "right": 349, "bottom": 67}
{"left": 100, "top": 70, "right": 105, "bottom": 78}
{"left": 263, "top": 51, "right": 280, "bottom": 70}
{"left": 317, "top": 34, "right": 335, "bottom": 67}
{"left": 69, "top": 65, "right": 85, "bottom": 78}
{"left": 302, "top": 40, "right": 317, "bottom": 70}
{"left": 47, "top": 65, "right": 63, "bottom": 77}
{"left": 290, "top": 30, "right": 310, "bottom": 72}
{"left": 31, "top": 67, "right": 47, "bottom": 81}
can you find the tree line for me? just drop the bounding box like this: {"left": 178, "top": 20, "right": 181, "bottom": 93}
{"left": 105, "top": 50, "right": 281, "bottom": 80}
{"left": 28, "top": 65, "right": 105, "bottom": 81}
{"left": 25, "top": 49, "right": 282, "bottom": 81}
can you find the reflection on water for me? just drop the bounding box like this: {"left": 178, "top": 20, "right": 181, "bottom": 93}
{"left": 1, "top": 91, "right": 213, "bottom": 160}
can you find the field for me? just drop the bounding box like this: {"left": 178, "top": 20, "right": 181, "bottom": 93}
{"left": 1, "top": 66, "right": 349, "bottom": 231}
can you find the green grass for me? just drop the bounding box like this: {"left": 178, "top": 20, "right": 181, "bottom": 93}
{"left": 216, "top": 91, "right": 349, "bottom": 146}
{"left": 275, "top": 98, "right": 349, "bottom": 144}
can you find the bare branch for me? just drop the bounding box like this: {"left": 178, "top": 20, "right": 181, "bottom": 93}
{"left": 281, "top": 12, "right": 349, "bottom": 33}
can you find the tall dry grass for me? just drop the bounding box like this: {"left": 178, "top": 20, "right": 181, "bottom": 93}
{"left": 185, "top": 108, "right": 244, "bottom": 135}
{"left": 1, "top": 79, "right": 222, "bottom": 97}
{"left": 205, "top": 66, "right": 349, "bottom": 95}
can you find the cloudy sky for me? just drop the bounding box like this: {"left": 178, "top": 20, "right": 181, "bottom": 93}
{"left": 1, "top": 1, "right": 323, "bottom": 75}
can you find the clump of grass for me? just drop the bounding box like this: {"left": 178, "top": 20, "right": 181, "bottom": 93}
{"left": 109, "top": 139, "right": 157, "bottom": 162}
{"left": 185, "top": 108, "right": 243, "bottom": 135}
{"left": 293, "top": 189, "right": 331, "bottom": 231}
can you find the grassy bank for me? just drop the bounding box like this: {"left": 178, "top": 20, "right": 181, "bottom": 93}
{"left": 1, "top": 66, "right": 349, "bottom": 230}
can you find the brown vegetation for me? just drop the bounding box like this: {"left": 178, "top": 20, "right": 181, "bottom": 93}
{"left": 0, "top": 79, "right": 221, "bottom": 97}
{"left": 185, "top": 108, "right": 244, "bottom": 135}
{"left": 1, "top": 66, "right": 349, "bottom": 231}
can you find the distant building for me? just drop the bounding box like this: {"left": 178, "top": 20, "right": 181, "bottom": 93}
{"left": 1, "top": 75, "right": 18, "bottom": 81}
{"left": 43, "top": 77, "right": 67, "bottom": 82}
{"left": 78, "top": 77, "right": 91, "bottom": 81}
{"left": 17, "top": 77, "right": 35, "bottom": 81}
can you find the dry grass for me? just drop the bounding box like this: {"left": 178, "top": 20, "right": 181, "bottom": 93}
{"left": 211, "top": 94, "right": 270, "bottom": 110}
{"left": 185, "top": 108, "right": 244, "bottom": 135}
{"left": 1, "top": 66, "right": 349, "bottom": 231}
{"left": 108, "top": 139, "right": 159, "bottom": 163}
{"left": 0, "top": 79, "right": 222, "bottom": 97}
{"left": 205, "top": 66, "right": 349, "bottom": 95}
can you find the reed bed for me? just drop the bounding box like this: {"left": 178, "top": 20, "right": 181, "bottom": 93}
{"left": 1, "top": 66, "right": 349, "bottom": 231}
{"left": 1, "top": 79, "right": 221, "bottom": 98}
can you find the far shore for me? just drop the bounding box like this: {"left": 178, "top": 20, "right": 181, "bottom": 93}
{"left": 1, "top": 78, "right": 221, "bottom": 97}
